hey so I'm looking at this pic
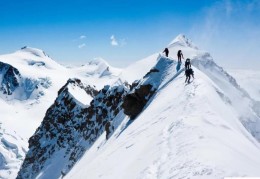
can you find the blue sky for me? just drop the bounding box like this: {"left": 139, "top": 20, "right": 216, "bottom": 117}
{"left": 0, "top": 0, "right": 259, "bottom": 69}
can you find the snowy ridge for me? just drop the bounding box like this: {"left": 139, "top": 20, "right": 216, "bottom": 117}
{"left": 65, "top": 35, "right": 260, "bottom": 179}
{"left": 17, "top": 54, "right": 186, "bottom": 178}
{"left": 66, "top": 55, "right": 260, "bottom": 179}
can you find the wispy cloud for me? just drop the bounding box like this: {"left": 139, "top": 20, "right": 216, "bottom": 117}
{"left": 80, "top": 35, "right": 86, "bottom": 39}
{"left": 110, "top": 35, "right": 127, "bottom": 47}
{"left": 110, "top": 35, "right": 118, "bottom": 46}
{"left": 190, "top": 0, "right": 260, "bottom": 69}
{"left": 78, "top": 43, "right": 86, "bottom": 49}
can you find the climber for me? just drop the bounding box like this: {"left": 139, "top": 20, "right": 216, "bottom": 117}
{"left": 105, "top": 121, "right": 114, "bottom": 140}
{"left": 163, "top": 48, "right": 169, "bottom": 57}
{"left": 177, "top": 50, "right": 184, "bottom": 63}
{"left": 185, "top": 58, "right": 191, "bottom": 70}
{"left": 185, "top": 68, "right": 194, "bottom": 83}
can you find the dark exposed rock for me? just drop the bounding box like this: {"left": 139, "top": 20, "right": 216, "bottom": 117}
{"left": 0, "top": 61, "right": 21, "bottom": 95}
{"left": 144, "top": 68, "right": 159, "bottom": 78}
{"left": 122, "top": 84, "right": 156, "bottom": 119}
{"left": 0, "top": 61, "right": 52, "bottom": 99}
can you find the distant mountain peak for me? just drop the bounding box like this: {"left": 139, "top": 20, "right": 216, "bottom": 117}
{"left": 18, "top": 46, "right": 49, "bottom": 58}
{"left": 87, "top": 58, "right": 109, "bottom": 66}
{"left": 168, "top": 34, "right": 198, "bottom": 49}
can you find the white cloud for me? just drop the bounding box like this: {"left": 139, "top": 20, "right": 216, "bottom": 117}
{"left": 110, "top": 35, "right": 119, "bottom": 46}
{"left": 80, "top": 35, "right": 86, "bottom": 39}
{"left": 110, "top": 35, "right": 127, "bottom": 47}
{"left": 78, "top": 43, "right": 86, "bottom": 49}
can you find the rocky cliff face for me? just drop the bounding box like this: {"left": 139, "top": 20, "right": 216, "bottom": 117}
{"left": 17, "top": 78, "right": 128, "bottom": 179}
{"left": 0, "top": 62, "right": 21, "bottom": 95}
{"left": 0, "top": 61, "right": 52, "bottom": 100}
{"left": 122, "top": 56, "right": 176, "bottom": 119}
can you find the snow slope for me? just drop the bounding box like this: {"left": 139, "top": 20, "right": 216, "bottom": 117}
{"left": 67, "top": 68, "right": 260, "bottom": 179}
{"left": 65, "top": 35, "right": 260, "bottom": 179}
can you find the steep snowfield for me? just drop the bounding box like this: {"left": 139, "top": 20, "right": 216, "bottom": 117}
{"left": 228, "top": 69, "right": 260, "bottom": 101}
{"left": 120, "top": 53, "right": 159, "bottom": 84}
{"left": 67, "top": 69, "right": 260, "bottom": 179}
{"left": 65, "top": 35, "right": 260, "bottom": 179}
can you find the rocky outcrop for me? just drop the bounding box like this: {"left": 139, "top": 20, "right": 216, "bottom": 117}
{"left": 122, "top": 84, "right": 155, "bottom": 119}
{"left": 17, "top": 79, "right": 128, "bottom": 179}
{"left": 0, "top": 62, "right": 21, "bottom": 95}
{"left": 121, "top": 68, "right": 160, "bottom": 119}
{"left": 0, "top": 61, "right": 52, "bottom": 100}
{"left": 122, "top": 56, "right": 175, "bottom": 119}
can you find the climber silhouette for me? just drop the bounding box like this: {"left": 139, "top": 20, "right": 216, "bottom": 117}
{"left": 185, "top": 58, "right": 191, "bottom": 70}
{"left": 185, "top": 68, "right": 194, "bottom": 83}
{"left": 163, "top": 48, "right": 169, "bottom": 57}
{"left": 177, "top": 50, "right": 184, "bottom": 63}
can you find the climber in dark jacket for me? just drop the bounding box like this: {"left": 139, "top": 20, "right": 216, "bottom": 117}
{"left": 163, "top": 48, "right": 169, "bottom": 57}
{"left": 177, "top": 50, "right": 184, "bottom": 63}
{"left": 185, "top": 58, "right": 191, "bottom": 69}
{"left": 185, "top": 68, "right": 194, "bottom": 83}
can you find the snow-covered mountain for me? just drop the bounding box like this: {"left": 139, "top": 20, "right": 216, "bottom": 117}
{"left": 1, "top": 35, "right": 260, "bottom": 179}
{"left": 0, "top": 47, "right": 122, "bottom": 178}
{"left": 15, "top": 35, "right": 260, "bottom": 179}
{"left": 65, "top": 35, "right": 260, "bottom": 179}
{"left": 70, "top": 58, "right": 122, "bottom": 89}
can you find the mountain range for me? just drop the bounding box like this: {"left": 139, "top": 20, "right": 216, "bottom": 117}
{"left": 1, "top": 34, "right": 260, "bottom": 179}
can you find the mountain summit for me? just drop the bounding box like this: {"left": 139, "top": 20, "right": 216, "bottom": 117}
{"left": 168, "top": 34, "right": 198, "bottom": 49}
